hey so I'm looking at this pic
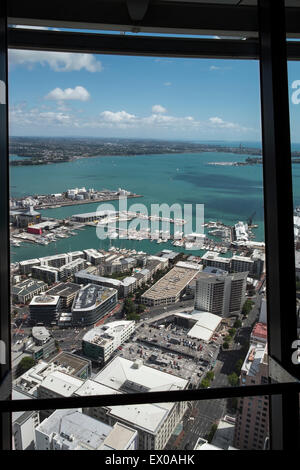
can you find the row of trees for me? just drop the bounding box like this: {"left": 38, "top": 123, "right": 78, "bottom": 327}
{"left": 242, "top": 299, "right": 254, "bottom": 316}
{"left": 200, "top": 371, "right": 214, "bottom": 388}
{"left": 123, "top": 296, "right": 147, "bottom": 321}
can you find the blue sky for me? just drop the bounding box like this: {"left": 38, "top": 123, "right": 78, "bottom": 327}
{"left": 7, "top": 37, "right": 300, "bottom": 142}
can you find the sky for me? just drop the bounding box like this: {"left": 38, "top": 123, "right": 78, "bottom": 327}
{"left": 7, "top": 28, "right": 300, "bottom": 142}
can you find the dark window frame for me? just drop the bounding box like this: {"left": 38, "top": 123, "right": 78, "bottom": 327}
{"left": 0, "top": 0, "right": 300, "bottom": 451}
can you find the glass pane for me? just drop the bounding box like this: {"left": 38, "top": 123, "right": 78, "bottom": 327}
{"left": 9, "top": 48, "right": 270, "bottom": 450}
{"left": 12, "top": 396, "right": 269, "bottom": 451}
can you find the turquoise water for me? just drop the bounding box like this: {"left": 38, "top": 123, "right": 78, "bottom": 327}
{"left": 10, "top": 149, "right": 300, "bottom": 262}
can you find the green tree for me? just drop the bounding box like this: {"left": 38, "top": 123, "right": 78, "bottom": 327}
{"left": 242, "top": 299, "right": 254, "bottom": 316}
{"left": 225, "top": 335, "right": 233, "bottom": 343}
{"left": 223, "top": 341, "right": 229, "bottom": 350}
{"left": 136, "top": 304, "right": 146, "bottom": 314}
{"left": 228, "top": 372, "right": 239, "bottom": 386}
{"left": 124, "top": 298, "right": 136, "bottom": 315}
{"left": 206, "top": 371, "right": 214, "bottom": 381}
{"left": 234, "top": 319, "right": 242, "bottom": 328}
{"left": 126, "top": 313, "right": 141, "bottom": 321}
{"left": 235, "top": 359, "right": 243, "bottom": 374}
{"left": 200, "top": 378, "right": 210, "bottom": 388}
{"left": 228, "top": 328, "right": 236, "bottom": 337}
{"left": 16, "top": 356, "right": 36, "bottom": 377}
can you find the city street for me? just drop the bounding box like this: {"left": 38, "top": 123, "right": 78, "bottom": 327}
{"left": 165, "top": 294, "right": 262, "bottom": 450}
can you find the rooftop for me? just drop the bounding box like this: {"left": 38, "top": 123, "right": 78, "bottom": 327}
{"left": 36, "top": 409, "right": 114, "bottom": 450}
{"left": 49, "top": 351, "right": 90, "bottom": 376}
{"left": 242, "top": 342, "right": 268, "bottom": 377}
{"left": 12, "top": 278, "right": 46, "bottom": 296}
{"left": 30, "top": 295, "right": 60, "bottom": 306}
{"left": 46, "top": 282, "right": 81, "bottom": 297}
{"left": 19, "top": 258, "right": 40, "bottom": 266}
{"left": 75, "top": 270, "right": 123, "bottom": 287}
{"left": 40, "top": 371, "right": 84, "bottom": 397}
{"left": 251, "top": 322, "right": 268, "bottom": 341}
{"left": 203, "top": 266, "right": 228, "bottom": 275}
{"left": 72, "top": 283, "right": 117, "bottom": 312}
{"left": 175, "top": 310, "right": 222, "bottom": 342}
{"left": 141, "top": 266, "right": 198, "bottom": 301}
{"left": 232, "top": 255, "right": 254, "bottom": 263}
{"left": 82, "top": 321, "right": 135, "bottom": 346}
{"left": 201, "top": 251, "right": 231, "bottom": 263}
{"left": 32, "top": 326, "right": 51, "bottom": 343}
{"left": 101, "top": 422, "right": 137, "bottom": 451}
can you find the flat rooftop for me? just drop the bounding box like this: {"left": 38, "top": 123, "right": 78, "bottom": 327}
{"left": 242, "top": 342, "right": 268, "bottom": 377}
{"left": 75, "top": 380, "right": 120, "bottom": 397}
{"left": 32, "top": 326, "right": 51, "bottom": 342}
{"left": 49, "top": 351, "right": 90, "bottom": 375}
{"left": 46, "top": 282, "right": 81, "bottom": 297}
{"left": 141, "top": 266, "right": 198, "bottom": 301}
{"left": 12, "top": 278, "right": 46, "bottom": 296}
{"left": 19, "top": 258, "right": 40, "bottom": 266}
{"left": 30, "top": 295, "right": 60, "bottom": 306}
{"left": 196, "top": 271, "right": 227, "bottom": 283}
{"left": 232, "top": 255, "right": 254, "bottom": 263}
{"left": 201, "top": 251, "right": 231, "bottom": 262}
{"left": 175, "top": 310, "right": 222, "bottom": 342}
{"left": 40, "top": 371, "right": 84, "bottom": 397}
{"left": 32, "top": 266, "right": 59, "bottom": 273}
{"left": 251, "top": 322, "right": 268, "bottom": 341}
{"left": 36, "top": 409, "right": 113, "bottom": 450}
{"left": 72, "top": 283, "right": 116, "bottom": 312}
{"left": 101, "top": 422, "right": 137, "bottom": 450}
{"left": 203, "top": 266, "right": 228, "bottom": 275}
{"left": 75, "top": 270, "right": 123, "bottom": 287}
{"left": 82, "top": 321, "right": 135, "bottom": 346}
{"left": 93, "top": 356, "right": 187, "bottom": 395}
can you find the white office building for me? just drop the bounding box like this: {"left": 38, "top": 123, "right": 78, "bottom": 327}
{"left": 82, "top": 320, "right": 135, "bottom": 363}
{"left": 80, "top": 357, "right": 188, "bottom": 450}
{"left": 35, "top": 409, "right": 138, "bottom": 450}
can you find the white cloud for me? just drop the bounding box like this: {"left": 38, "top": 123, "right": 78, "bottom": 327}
{"left": 209, "top": 116, "right": 249, "bottom": 131}
{"left": 10, "top": 103, "right": 76, "bottom": 127}
{"left": 164, "top": 82, "right": 172, "bottom": 86}
{"left": 8, "top": 50, "right": 102, "bottom": 72}
{"left": 10, "top": 103, "right": 255, "bottom": 137}
{"left": 209, "top": 65, "right": 220, "bottom": 71}
{"left": 100, "top": 110, "right": 136, "bottom": 123}
{"left": 45, "top": 86, "right": 90, "bottom": 101}
{"left": 152, "top": 104, "right": 167, "bottom": 114}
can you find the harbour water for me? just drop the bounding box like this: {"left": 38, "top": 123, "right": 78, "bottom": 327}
{"left": 10, "top": 144, "right": 300, "bottom": 262}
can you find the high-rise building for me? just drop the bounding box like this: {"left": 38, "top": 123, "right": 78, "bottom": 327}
{"left": 195, "top": 271, "right": 247, "bottom": 317}
{"left": 234, "top": 335, "right": 269, "bottom": 450}
{"left": 29, "top": 295, "right": 61, "bottom": 325}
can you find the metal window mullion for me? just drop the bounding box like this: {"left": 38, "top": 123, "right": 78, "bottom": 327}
{"left": 0, "top": 0, "right": 11, "bottom": 452}
{"left": 258, "top": 0, "right": 299, "bottom": 450}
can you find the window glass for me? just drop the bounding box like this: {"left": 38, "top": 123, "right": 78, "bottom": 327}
{"left": 8, "top": 47, "right": 269, "bottom": 450}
